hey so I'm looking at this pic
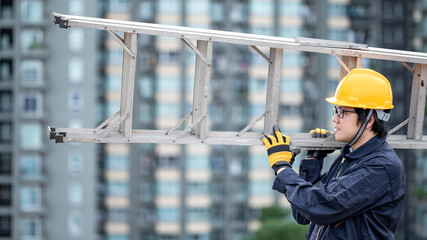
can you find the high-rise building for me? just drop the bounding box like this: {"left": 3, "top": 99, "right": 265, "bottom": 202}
{"left": 0, "top": 0, "right": 97, "bottom": 239}
{"left": 96, "top": 0, "right": 354, "bottom": 240}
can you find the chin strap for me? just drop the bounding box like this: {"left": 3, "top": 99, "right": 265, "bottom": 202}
{"left": 348, "top": 109, "right": 374, "bottom": 147}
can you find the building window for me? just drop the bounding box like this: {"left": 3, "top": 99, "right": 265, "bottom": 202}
{"left": 0, "top": 122, "right": 12, "bottom": 143}
{"left": 21, "top": 217, "right": 41, "bottom": 239}
{"left": 186, "top": 155, "right": 209, "bottom": 170}
{"left": 249, "top": 0, "right": 272, "bottom": 16}
{"left": 68, "top": 182, "right": 82, "bottom": 206}
{"left": 0, "top": 29, "right": 13, "bottom": 50}
{"left": 68, "top": 211, "right": 82, "bottom": 237}
{"left": 106, "top": 75, "right": 122, "bottom": 92}
{"left": 69, "top": 0, "right": 84, "bottom": 15}
{"left": 21, "top": 91, "right": 43, "bottom": 117}
{"left": 0, "top": 185, "right": 11, "bottom": 206}
{"left": 21, "top": 60, "right": 43, "bottom": 86}
{"left": 107, "top": 208, "right": 128, "bottom": 222}
{"left": 20, "top": 186, "right": 42, "bottom": 212}
{"left": 20, "top": 122, "right": 42, "bottom": 150}
{"left": 187, "top": 0, "right": 209, "bottom": 15}
{"left": 106, "top": 155, "right": 129, "bottom": 170}
{"left": 0, "top": 60, "right": 12, "bottom": 81}
{"left": 69, "top": 58, "right": 83, "bottom": 83}
{"left": 140, "top": 182, "right": 154, "bottom": 202}
{"left": 249, "top": 154, "right": 269, "bottom": 169}
{"left": 106, "top": 235, "right": 129, "bottom": 240}
{"left": 68, "top": 88, "right": 84, "bottom": 112}
{"left": 281, "top": 78, "right": 302, "bottom": 93}
{"left": 279, "top": 27, "right": 301, "bottom": 38}
{"left": 230, "top": 2, "right": 247, "bottom": 22}
{"left": 139, "top": 1, "right": 154, "bottom": 20}
{"left": 106, "top": 49, "right": 123, "bottom": 65}
{"left": 159, "top": 235, "right": 178, "bottom": 240}
{"left": 108, "top": 0, "right": 130, "bottom": 12}
{"left": 187, "top": 208, "right": 210, "bottom": 222}
{"left": 139, "top": 76, "right": 153, "bottom": 98}
{"left": 139, "top": 103, "right": 153, "bottom": 124}
{"left": 21, "top": 0, "right": 43, "bottom": 23}
{"left": 187, "top": 182, "right": 209, "bottom": 195}
{"left": 0, "top": 154, "right": 11, "bottom": 175}
{"left": 156, "top": 102, "right": 180, "bottom": 118}
{"left": 186, "top": 234, "right": 210, "bottom": 240}
{"left": 0, "top": 91, "right": 12, "bottom": 113}
{"left": 0, "top": 0, "right": 13, "bottom": 20}
{"left": 157, "top": 181, "right": 180, "bottom": 196}
{"left": 107, "top": 181, "right": 129, "bottom": 196}
{"left": 20, "top": 154, "right": 42, "bottom": 179}
{"left": 158, "top": 155, "right": 179, "bottom": 168}
{"left": 106, "top": 100, "right": 120, "bottom": 116}
{"left": 68, "top": 151, "right": 83, "bottom": 176}
{"left": 0, "top": 216, "right": 11, "bottom": 237}
{"left": 21, "top": 29, "right": 43, "bottom": 52}
{"left": 250, "top": 181, "right": 272, "bottom": 195}
{"left": 157, "top": 51, "right": 180, "bottom": 64}
{"left": 158, "top": 0, "right": 180, "bottom": 14}
{"left": 279, "top": 2, "right": 301, "bottom": 17}
{"left": 69, "top": 29, "right": 84, "bottom": 52}
{"left": 157, "top": 207, "right": 180, "bottom": 222}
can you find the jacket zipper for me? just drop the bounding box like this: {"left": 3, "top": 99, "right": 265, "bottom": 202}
{"left": 336, "top": 157, "right": 346, "bottom": 177}
{"left": 315, "top": 157, "right": 346, "bottom": 239}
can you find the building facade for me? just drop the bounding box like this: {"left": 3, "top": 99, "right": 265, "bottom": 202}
{"left": 0, "top": 0, "right": 97, "bottom": 239}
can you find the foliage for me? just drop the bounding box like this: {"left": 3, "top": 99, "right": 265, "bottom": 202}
{"left": 249, "top": 205, "right": 308, "bottom": 240}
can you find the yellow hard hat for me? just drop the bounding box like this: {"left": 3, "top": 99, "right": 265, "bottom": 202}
{"left": 325, "top": 68, "right": 394, "bottom": 109}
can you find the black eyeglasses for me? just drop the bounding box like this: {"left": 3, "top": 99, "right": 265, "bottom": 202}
{"left": 333, "top": 106, "right": 357, "bottom": 118}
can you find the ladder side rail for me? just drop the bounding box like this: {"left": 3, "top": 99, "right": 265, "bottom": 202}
{"left": 55, "top": 14, "right": 427, "bottom": 65}
{"left": 119, "top": 33, "right": 138, "bottom": 138}
{"left": 190, "top": 40, "right": 213, "bottom": 141}
{"left": 264, "top": 48, "right": 283, "bottom": 135}
{"left": 407, "top": 64, "right": 427, "bottom": 140}
{"left": 48, "top": 127, "right": 427, "bottom": 150}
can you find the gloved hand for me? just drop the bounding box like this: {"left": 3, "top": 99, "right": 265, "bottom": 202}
{"left": 262, "top": 125, "right": 300, "bottom": 174}
{"left": 307, "top": 128, "right": 334, "bottom": 160}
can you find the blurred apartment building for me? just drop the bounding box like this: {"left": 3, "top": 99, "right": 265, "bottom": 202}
{"left": 97, "top": 0, "right": 349, "bottom": 240}
{"left": 1, "top": 0, "right": 425, "bottom": 240}
{"left": 0, "top": 0, "right": 97, "bottom": 239}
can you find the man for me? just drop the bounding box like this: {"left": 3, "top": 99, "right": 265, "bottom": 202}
{"left": 262, "top": 68, "right": 406, "bottom": 239}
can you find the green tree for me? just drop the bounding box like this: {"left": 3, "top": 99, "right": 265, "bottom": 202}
{"left": 250, "top": 205, "right": 308, "bottom": 240}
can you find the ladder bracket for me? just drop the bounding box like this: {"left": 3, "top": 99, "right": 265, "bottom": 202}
{"left": 181, "top": 38, "right": 211, "bottom": 66}
{"left": 107, "top": 30, "right": 136, "bottom": 58}
{"left": 173, "top": 115, "right": 205, "bottom": 142}
{"left": 333, "top": 53, "right": 350, "bottom": 74}
{"left": 166, "top": 111, "right": 193, "bottom": 135}
{"left": 388, "top": 118, "right": 409, "bottom": 136}
{"left": 399, "top": 62, "right": 415, "bottom": 73}
{"left": 250, "top": 45, "right": 270, "bottom": 62}
{"left": 237, "top": 112, "right": 265, "bottom": 137}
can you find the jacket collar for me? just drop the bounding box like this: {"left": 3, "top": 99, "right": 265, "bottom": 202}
{"left": 340, "top": 135, "right": 386, "bottom": 160}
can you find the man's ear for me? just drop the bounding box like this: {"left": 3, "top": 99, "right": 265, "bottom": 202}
{"left": 366, "top": 114, "right": 375, "bottom": 129}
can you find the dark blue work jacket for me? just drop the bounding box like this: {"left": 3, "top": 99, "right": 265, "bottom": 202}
{"left": 272, "top": 136, "right": 406, "bottom": 239}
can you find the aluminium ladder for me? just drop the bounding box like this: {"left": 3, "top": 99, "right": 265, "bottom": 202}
{"left": 48, "top": 12, "right": 427, "bottom": 150}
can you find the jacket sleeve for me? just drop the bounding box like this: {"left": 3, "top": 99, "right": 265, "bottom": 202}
{"left": 274, "top": 164, "right": 391, "bottom": 225}
{"left": 291, "top": 158, "right": 324, "bottom": 224}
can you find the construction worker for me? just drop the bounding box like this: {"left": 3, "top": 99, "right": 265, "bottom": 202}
{"left": 262, "top": 68, "right": 406, "bottom": 239}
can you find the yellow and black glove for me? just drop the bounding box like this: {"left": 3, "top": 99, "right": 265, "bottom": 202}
{"left": 262, "top": 125, "right": 299, "bottom": 174}
{"left": 307, "top": 128, "right": 334, "bottom": 160}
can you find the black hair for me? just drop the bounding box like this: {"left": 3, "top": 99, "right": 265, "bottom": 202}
{"left": 354, "top": 108, "right": 389, "bottom": 138}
